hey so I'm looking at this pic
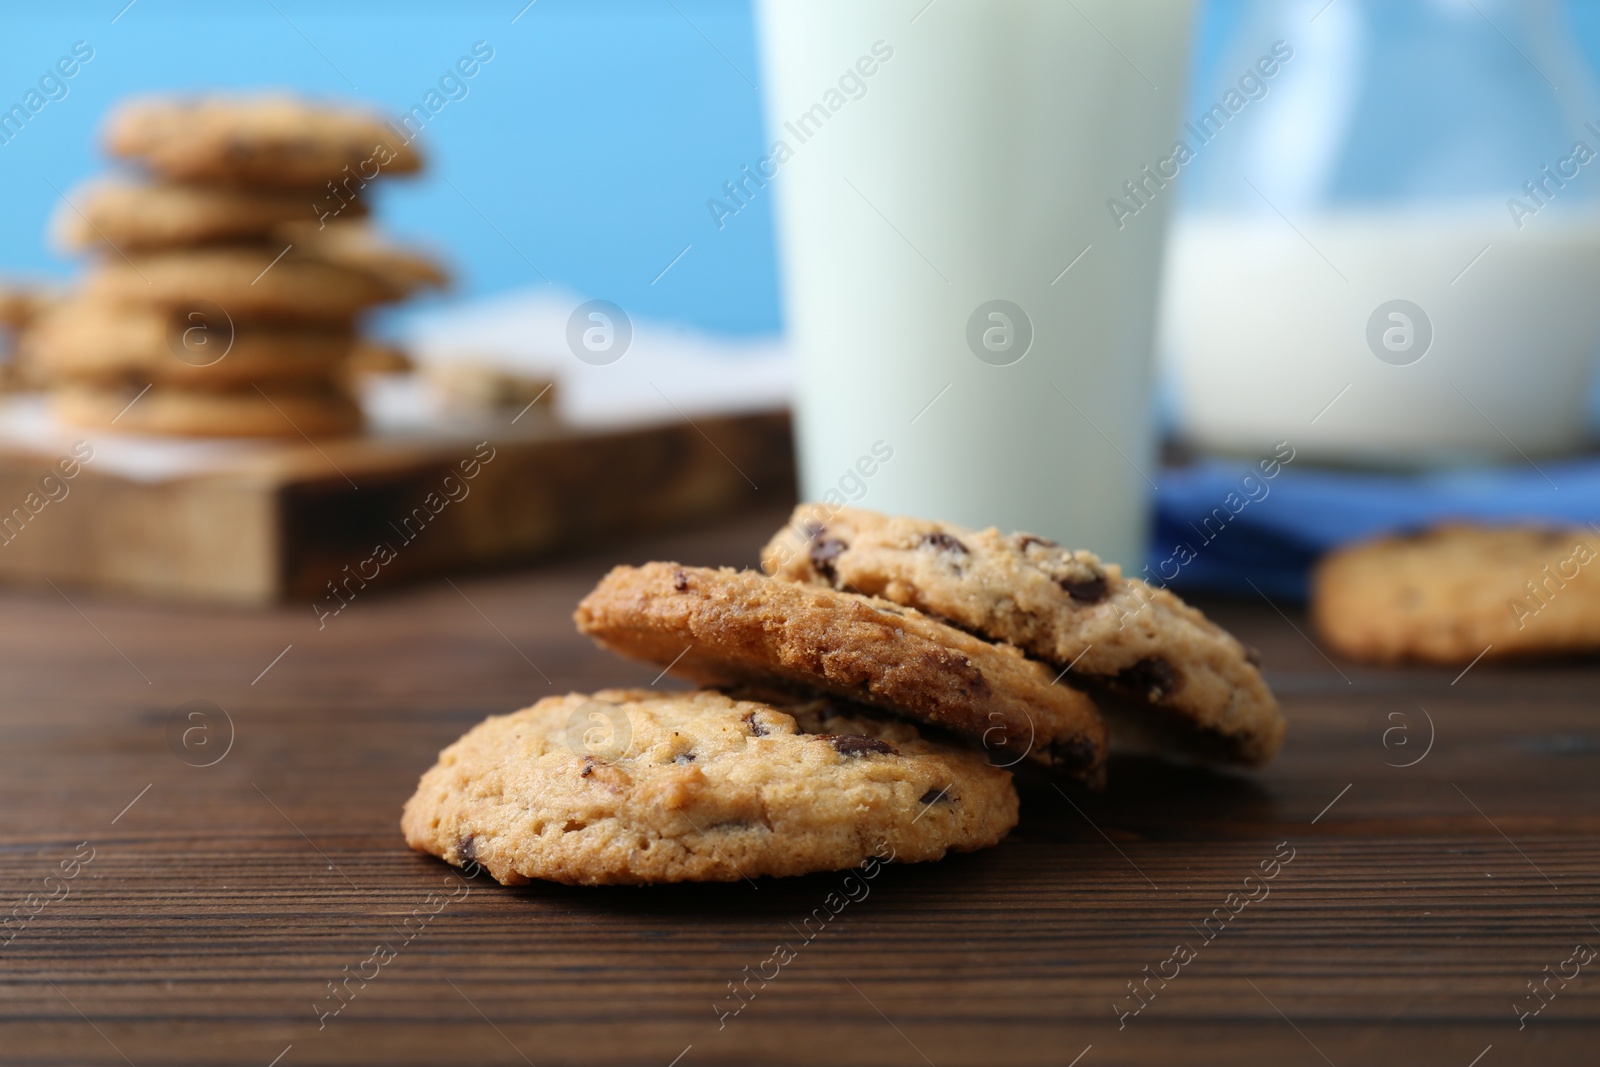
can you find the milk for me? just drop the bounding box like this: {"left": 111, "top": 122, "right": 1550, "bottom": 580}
{"left": 1160, "top": 208, "right": 1600, "bottom": 464}
{"left": 757, "top": 0, "right": 1194, "bottom": 567}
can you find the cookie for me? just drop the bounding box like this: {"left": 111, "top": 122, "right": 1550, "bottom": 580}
{"left": 83, "top": 247, "right": 398, "bottom": 324}
{"left": 103, "top": 94, "right": 422, "bottom": 189}
{"left": 574, "top": 563, "right": 1109, "bottom": 783}
{"left": 1312, "top": 523, "right": 1600, "bottom": 665}
{"left": 423, "top": 360, "right": 557, "bottom": 413}
{"left": 0, "top": 280, "right": 62, "bottom": 331}
{"left": 51, "top": 179, "right": 363, "bottom": 252}
{"left": 54, "top": 383, "right": 361, "bottom": 438}
{"left": 401, "top": 688, "right": 1019, "bottom": 885}
{"left": 281, "top": 221, "right": 450, "bottom": 296}
{"left": 341, "top": 340, "right": 414, "bottom": 389}
{"left": 23, "top": 299, "right": 353, "bottom": 390}
{"left": 762, "top": 506, "right": 1284, "bottom": 767}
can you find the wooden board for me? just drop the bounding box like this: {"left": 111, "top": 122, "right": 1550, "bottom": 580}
{"left": 1, "top": 504, "right": 1596, "bottom": 1065}
{"left": 0, "top": 409, "right": 793, "bottom": 604}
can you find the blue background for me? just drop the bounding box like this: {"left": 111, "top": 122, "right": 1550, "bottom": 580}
{"left": 4, "top": 1, "right": 1600, "bottom": 340}
{"left": 0, "top": 0, "right": 777, "bottom": 336}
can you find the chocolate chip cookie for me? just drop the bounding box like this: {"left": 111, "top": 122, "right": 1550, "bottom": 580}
{"left": 24, "top": 299, "right": 354, "bottom": 389}
{"left": 103, "top": 94, "right": 422, "bottom": 188}
{"left": 54, "top": 382, "right": 361, "bottom": 438}
{"left": 51, "top": 179, "right": 362, "bottom": 252}
{"left": 84, "top": 246, "right": 398, "bottom": 324}
{"left": 762, "top": 506, "right": 1284, "bottom": 767}
{"left": 1312, "top": 523, "right": 1600, "bottom": 665}
{"left": 401, "top": 689, "right": 1019, "bottom": 885}
{"left": 574, "top": 563, "right": 1109, "bottom": 783}
{"left": 280, "top": 221, "right": 450, "bottom": 296}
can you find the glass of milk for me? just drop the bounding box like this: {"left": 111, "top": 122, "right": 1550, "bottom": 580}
{"left": 756, "top": 0, "right": 1194, "bottom": 568}
{"left": 1160, "top": 0, "right": 1600, "bottom": 466}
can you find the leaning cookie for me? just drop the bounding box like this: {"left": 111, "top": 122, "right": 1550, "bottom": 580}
{"left": 50, "top": 179, "right": 362, "bottom": 252}
{"left": 24, "top": 300, "right": 354, "bottom": 390}
{"left": 401, "top": 689, "right": 1019, "bottom": 885}
{"left": 574, "top": 563, "right": 1109, "bottom": 784}
{"left": 1312, "top": 523, "right": 1600, "bottom": 665}
{"left": 84, "top": 247, "right": 398, "bottom": 324}
{"left": 54, "top": 383, "right": 361, "bottom": 438}
{"left": 762, "top": 506, "right": 1284, "bottom": 767}
{"left": 103, "top": 94, "right": 422, "bottom": 188}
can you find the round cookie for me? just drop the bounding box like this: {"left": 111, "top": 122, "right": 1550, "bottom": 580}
{"left": 51, "top": 179, "right": 365, "bottom": 252}
{"left": 0, "top": 279, "right": 62, "bottom": 331}
{"left": 24, "top": 299, "right": 354, "bottom": 390}
{"left": 54, "top": 384, "right": 361, "bottom": 438}
{"left": 84, "top": 247, "right": 398, "bottom": 324}
{"left": 574, "top": 563, "right": 1109, "bottom": 783}
{"left": 401, "top": 689, "right": 1019, "bottom": 886}
{"left": 1312, "top": 523, "right": 1600, "bottom": 665}
{"left": 762, "top": 506, "right": 1284, "bottom": 767}
{"left": 282, "top": 221, "right": 450, "bottom": 296}
{"left": 103, "top": 94, "right": 422, "bottom": 188}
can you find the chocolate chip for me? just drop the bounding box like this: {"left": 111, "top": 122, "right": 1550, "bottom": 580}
{"left": 741, "top": 711, "right": 770, "bottom": 737}
{"left": 810, "top": 537, "right": 847, "bottom": 582}
{"left": 580, "top": 756, "right": 595, "bottom": 778}
{"left": 819, "top": 734, "right": 894, "bottom": 757}
{"left": 457, "top": 835, "right": 478, "bottom": 863}
{"left": 1117, "top": 656, "right": 1179, "bottom": 700}
{"left": 918, "top": 786, "right": 952, "bottom": 804}
{"left": 1016, "top": 534, "right": 1057, "bottom": 550}
{"left": 1044, "top": 736, "right": 1101, "bottom": 772}
{"left": 1243, "top": 645, "right": 1263, "bottom": 668}
{"left": 673, "top": 569, "right": 690, "bottom": 592}
{"left": 1059, "top": 572, "right": 1109, "bottom": 603}
{"left": 919, "top": 531, "right": 968, "bottom": 555}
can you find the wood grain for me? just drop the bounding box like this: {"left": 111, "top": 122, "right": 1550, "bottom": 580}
{"left": 0, "top": 409, "right": 794, "bottom": 605}
{"left": 0, "top": 503, "right": 1596, "bottom": 1065}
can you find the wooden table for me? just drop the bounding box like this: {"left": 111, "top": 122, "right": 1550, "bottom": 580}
{"left": 2, "top": 502, "right": 1596, "bottom": 1065}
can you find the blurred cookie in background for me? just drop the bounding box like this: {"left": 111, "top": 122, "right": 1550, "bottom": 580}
{"left": 83, "top": 245, "right": 399, "bottom": 324}
{"left": 280, "top": 220, "right": 450, "bottom": 299}
{"left": 0, "top": 279, "right": 64, "bottom": 394}
{"left": 50, "top": 178, "right": 365, "bottom": 252}
{"left": 23, "top": 299, "right": 355, "bottom": 390}
{"left": 102, "top": 94, "right": 423, "bottom": 189}
{"left": 1312, "top": 523, "right": 1600, "bottom": 664}
{"left": 341, "top": 338, "right": 414, "bottom": 384}
{"left": 423, "top": 359, "right": 555, "bottom": 419}
{"left": 53, "top": 382, "right": 362, "bottom": 438}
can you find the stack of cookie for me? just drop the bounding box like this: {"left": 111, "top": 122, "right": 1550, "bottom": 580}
{"left": 25, "top": 94, "right": 445, "bottom": 437}
{"left": 402, "top": 506, "right": 1285, "bottom": 886}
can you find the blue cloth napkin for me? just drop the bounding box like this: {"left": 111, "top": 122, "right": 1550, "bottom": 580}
{"left": 1149, "top": 454, "right": 1600, "bottom": 601}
